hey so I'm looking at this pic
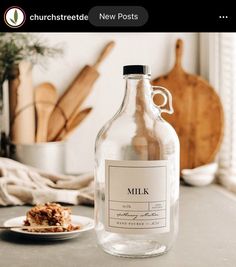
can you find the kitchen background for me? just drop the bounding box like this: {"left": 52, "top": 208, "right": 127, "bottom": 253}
{"left": 31, "top": 33, "right": 198, "bottom": 173}
{"left": 1, "top": 32, "right": 235, "bottom": 194}
{"left": 1, "top": 32, "right": 236, "bottom": 266}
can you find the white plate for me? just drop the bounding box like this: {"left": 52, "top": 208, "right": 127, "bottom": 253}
{"left": 3, "top": 215, "right": 94, "bottom": 240}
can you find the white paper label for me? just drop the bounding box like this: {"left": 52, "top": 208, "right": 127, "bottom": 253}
{"left": 105, "top": 160, "right": 170, "bottom": 234}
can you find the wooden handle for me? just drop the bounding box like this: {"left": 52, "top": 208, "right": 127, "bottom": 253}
{"left": 175, "top": 39, "right": 183, "bottom": 68}
{"left": 47, "top": 67, "right": 98, "bottom": 142}
{"left": 93, "top": 41, "right": 115, "bottom": 70}
{"left": 9, "top": 61, "right": 35, "bottom": 144}
{"left": 68, "top": 107, "right": 92, "bottom": 130}
{"left": 56, "top": 107, "right": 92, "bottom": 141}
{"left": 35, "top": 83, "right": 57, "bottom": 143}
{"left": 36, "top": 109, "right": 50, "bottom": 142}
{"left": 66, "top": 100, "right": 90, "bottom": 130}
{"left": 61, "top": 108, "right": 92, "bottom": 140}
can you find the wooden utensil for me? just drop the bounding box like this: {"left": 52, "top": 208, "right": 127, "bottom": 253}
{"left": 8, "top": 61, "right": 35, "bottom": 144}
{"left": 56, "top": 107, "right": 92, "bottom": 141}
{"left": 35, "top": 83, "right": 57, "bottom": 143}
{"left": 47, "top": 41, "right": 115, "bottom": 141}
{"left": 152, "top": 39, "right": 224, "bottom": 170}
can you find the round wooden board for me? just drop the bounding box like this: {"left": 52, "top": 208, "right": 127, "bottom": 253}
{"left": 152, "top": 39, "right": 224, "bottom": 170}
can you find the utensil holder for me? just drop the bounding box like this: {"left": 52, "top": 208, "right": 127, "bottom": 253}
{"left": 10, "top": 141, "right": 66, "bottom": 173}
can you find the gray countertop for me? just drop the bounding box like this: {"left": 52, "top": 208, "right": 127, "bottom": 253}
{"left": 1, "top": 185, "right": 236, "bottom": 267}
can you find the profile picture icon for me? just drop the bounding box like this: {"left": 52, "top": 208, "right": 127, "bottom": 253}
{"left": 4, "top": 6, "right": 26, "bottom": 28}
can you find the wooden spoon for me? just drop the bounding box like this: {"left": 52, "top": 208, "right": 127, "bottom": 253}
{"left": 56, "top": 107, "right": 92, "bottom": 141}
{"left": 35, "top": 83, "right": 57, "bottom": 143}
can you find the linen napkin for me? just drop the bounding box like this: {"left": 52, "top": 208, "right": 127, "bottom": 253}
{"left": 0, "top": 157, "right": 94, "bottom": 206}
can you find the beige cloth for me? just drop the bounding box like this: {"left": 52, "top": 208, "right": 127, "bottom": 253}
{"left": 0, "top": 157, "right": 94, "bottom": 206}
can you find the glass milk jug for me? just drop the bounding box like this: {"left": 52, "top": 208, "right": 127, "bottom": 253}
{"left": 95, "top": 65, "right": 179, "bottom": 258}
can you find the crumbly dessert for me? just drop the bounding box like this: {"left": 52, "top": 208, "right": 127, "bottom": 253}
{"left": 24, "top": 203, "right": 80, "bottom": 232}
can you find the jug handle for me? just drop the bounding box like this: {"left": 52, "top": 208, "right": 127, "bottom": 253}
{"left": 151, "top": 86, "right": 174, "bottom": 114}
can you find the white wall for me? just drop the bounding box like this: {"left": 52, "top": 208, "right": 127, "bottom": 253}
{"left": 32, "top": 33, "right": 199, "bottom": 173}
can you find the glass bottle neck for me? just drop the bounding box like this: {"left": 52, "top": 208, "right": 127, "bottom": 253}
{"left": 121, "top": 74, "right": 155, "bottom": 116}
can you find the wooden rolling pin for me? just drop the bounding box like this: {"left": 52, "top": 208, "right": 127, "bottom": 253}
{"left": 8, "top": 61, "right": 35, "bottom": 144}
{"left": 47, "top": 41, "right": 115, "bottom": 141}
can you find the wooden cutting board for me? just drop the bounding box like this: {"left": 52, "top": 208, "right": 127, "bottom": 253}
{"left": 152, "top": 39, "right": 224, "bottom": 170}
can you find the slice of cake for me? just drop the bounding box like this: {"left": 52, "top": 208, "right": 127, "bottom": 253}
{"left": 24, "top": 203, "right": 80, "bottom": 232}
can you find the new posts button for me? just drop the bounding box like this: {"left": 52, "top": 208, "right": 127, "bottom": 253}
{"left": 88, "top": 6, "right": 148, "bottom": 27}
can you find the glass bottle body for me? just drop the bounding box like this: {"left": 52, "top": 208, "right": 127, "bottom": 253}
{"left": 95, "top": 74, "right": 179, "bottom": 258}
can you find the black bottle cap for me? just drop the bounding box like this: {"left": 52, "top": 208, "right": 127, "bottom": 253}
{"left": 123, "top": 65, "right": 151, "bottom": 75}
